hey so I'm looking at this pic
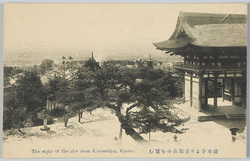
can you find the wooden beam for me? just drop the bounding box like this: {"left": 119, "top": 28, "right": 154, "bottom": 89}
{"left": 190, "top": 74, "right": 193, "bottom": 107}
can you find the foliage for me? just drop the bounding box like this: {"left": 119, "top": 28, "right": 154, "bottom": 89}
{"left": 4, "top": 66, "right": 14, "bottom": 78}
{"left": 69, "top": 68, "right": 101, "bottom": 122}
{"left": 127, "top": 106, "right": 189, "bottom": 134}
{"left": 45, "top": 76, "right": 63, "bottom": 102}
{"left": 84, "top": 58, "right": 100, "bottom": 71}
{"left": 3, "top": 85, "right": 25, "bottom": 130}
{"left": 45, "top": 75, "right": 72, "bottom": 105}
{"left": 3, "top": 57, "right": 187, "bottom": 140}
{"left": 38, "top": 59, "right": 54, "bottom": 74}
{"left": 3, "top": 70, "right": 46, "bottom": 130}
{"left": 92, "top": 64, "right": 188, "bottom": 141}
{"left": 15, "top": 70, "right": 47, "bottom": 113}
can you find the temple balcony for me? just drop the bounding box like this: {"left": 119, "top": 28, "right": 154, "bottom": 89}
{"left": 173, "top": 62, "right": 246, "bottom": 72}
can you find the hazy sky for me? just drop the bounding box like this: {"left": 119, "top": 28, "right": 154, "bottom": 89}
{"left": 4, "top": 3, "right": 247, "bottom": 61}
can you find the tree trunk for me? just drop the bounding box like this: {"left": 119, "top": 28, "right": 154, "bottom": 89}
{"left": 123, "top": 127, "right": 148, "bottom": 144}
{"left": 114, "top": 108, "right": 148, "bottom": 144}
{"left": 78, "top": 111, "right": 81, "bottom": 123}
{"left": 64, "top": 113, "right": 68, "bottom": 127}
{"left": 64, "top": 119, "right": 68, "bottom": 127}
{"left": 119, "top": 124, "right": 123, "bottom": 140}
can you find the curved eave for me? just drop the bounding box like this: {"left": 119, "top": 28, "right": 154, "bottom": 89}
{"left": 153, "top": 37, "right": 193, "bottom": 51}
{"left": 154, "top": 42, "right": 247, "bottom": 55}
{"left": 154, "top": 12, "right": 247, "bottom": 53}
{"left": 154, "top": 38, "right": 247, "bottom": 51}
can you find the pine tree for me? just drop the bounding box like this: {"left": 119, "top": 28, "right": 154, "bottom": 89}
{"left": 93, "top": 65, "right": 189, "bottom": 143}
{"left": 3, "top": 70, "right": 46, "bottom": 133}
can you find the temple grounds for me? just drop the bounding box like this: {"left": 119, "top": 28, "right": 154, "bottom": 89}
{"left": 3, "top": 107, "right": 246, "bottom": 158}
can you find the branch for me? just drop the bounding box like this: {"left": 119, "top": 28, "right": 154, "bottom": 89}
{"left": 126, "top": 103, "right": 139, "bottom": 115}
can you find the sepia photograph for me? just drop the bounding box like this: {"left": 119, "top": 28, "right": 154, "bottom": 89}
{"left": 2, "top": 3, "right": 248, "bottom": 158}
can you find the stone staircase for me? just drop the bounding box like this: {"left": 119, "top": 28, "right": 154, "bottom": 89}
{"left": 225, "top": 114, "right": 246, "bottom": 120}
{"left": 174, "top": 102, "right": 246, "bottom": 122}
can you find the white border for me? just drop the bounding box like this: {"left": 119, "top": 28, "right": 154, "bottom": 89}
{"left": 0, "top": 1, "right": 249, "bottom": 161}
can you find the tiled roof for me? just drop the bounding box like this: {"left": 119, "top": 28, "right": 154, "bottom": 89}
{"left": 153, "top": 12, "right": 247, "bottom": 51}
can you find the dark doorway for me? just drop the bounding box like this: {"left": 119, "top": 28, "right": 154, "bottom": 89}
{"left": 223, "top": 78, "right": 233, "bottom": 102}
{"left": 206, "top": 78, "right": 223, "bottom": 107}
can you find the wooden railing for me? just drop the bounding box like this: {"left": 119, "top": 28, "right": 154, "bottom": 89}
{"left": 173, "top": 62, "right": 246, "bottom": 71}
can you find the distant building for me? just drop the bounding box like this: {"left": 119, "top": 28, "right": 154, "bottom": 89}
{"left": 154, "top": 12, "right": 247, "bottom": 111}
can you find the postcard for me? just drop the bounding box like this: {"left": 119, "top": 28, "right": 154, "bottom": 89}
{"left": 2, "top": 3, "right": 247, "bottom": 158}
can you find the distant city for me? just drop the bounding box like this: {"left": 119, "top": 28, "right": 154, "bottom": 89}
{"left": 4, "top": 52, "right": 183, "bottom": 67}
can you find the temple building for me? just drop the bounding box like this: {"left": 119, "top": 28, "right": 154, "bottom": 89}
{"left": 153, "top": 12, "right": 247, "bottom": 112}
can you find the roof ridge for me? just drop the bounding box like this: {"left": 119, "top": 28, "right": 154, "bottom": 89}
{"left": 179, "top": 11, "right": 246, "bottom": 17}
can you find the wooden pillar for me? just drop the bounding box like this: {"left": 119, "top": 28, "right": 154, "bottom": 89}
{"left": 231, "top": 78, "right": 235, "bottom": 105}
{"left": 191, "top": 54, "right": 194, "bottom": 65}
{"left": 213, "top": 55, "right": 218, "bottom": 109}
{"left": 198, "top": 75, "right": 203, "bottom": 111}
{"left": 190, "top": 73, "right": 193, "bottom": 107}
{"left": 214, "top": 78, "right": 217, "bottom": 108}
{"left": 222, "top": 78, "right": 225, "bottom": 102}
{"left": 241, "top": 72, "right": 246, "bottom": 108}
{"left": 184, "top": 54, "right": 187, "bottom": 64}
{"left": 182, "top": 72, "right": 185, "bottom": 101}
{"left": 214, "top": 73, "right": 219, "bottom": 108}
{"left": 199, "top": 55, "right": 203, "bottom": 67}
{"left": 205, "top": 79, "right": 208, "bottom": 107}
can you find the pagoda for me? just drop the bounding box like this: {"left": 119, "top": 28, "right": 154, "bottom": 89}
{"left": 153, "top": 12, "right": 247, "bottom": 111}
